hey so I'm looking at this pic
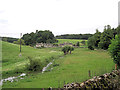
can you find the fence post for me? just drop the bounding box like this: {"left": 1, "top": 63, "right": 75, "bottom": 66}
{"left": 88, "top": 70, "right": 91, "bottom": 77}
{"left": 115, "top": 64, "right": 117, "bottom": 70}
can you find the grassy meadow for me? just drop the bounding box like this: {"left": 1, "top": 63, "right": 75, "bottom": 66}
{"left": 2, "top": 40, "right": 115, "bottom": 88}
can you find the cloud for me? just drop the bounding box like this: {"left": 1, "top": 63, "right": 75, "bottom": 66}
{"left": 0, "top": 10, "right": 4, "bottom": 14}
{"left": 0, "top": 19, "right": 8, "bottom": 24}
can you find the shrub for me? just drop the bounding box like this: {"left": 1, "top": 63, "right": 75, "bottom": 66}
{"left": 69, "top": 46, "right": 74, "bottom": 54}
{"left": 88, "top": 46, "right": 94, "bottom": 50}
{"left": 108, "top": 35, "right": 120, "bottom": 68}
{"left": 62, "top": 46, "right": 74, "bottom": 55}
{"left": 76, "top": 42, "right": 80, "bottom": 46}
{"left": 26, "top": 57, "right": 43, "bottom": 71}
{"left": 81, "top": 40, "right": 86, "bottom": 45}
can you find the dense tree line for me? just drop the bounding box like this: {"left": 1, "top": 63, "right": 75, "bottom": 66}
{"left": 56, "top": 34, "right": 93, "bottom": 40}
{"left": 22, "top": 30, "right": 57, "bottom": 46}
{"left": 1, "top": 37, "right": 18, "bottom": 43}
{"left": 88, "top": 25, "right": 120, "bottom": 50}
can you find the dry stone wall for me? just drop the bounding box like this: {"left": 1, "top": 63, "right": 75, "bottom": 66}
{"left": 64, "top": 69, "right": 120, "bottom": 89}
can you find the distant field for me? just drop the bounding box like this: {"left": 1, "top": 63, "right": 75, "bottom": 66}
{"left": 56, "top": 39, "right": 87, "bottom": 44}
{"left": 56, "top": 39, "right": 87, "bottom": 47}
{"left": 3, "top": 42, "right": 114, "bottom": 88}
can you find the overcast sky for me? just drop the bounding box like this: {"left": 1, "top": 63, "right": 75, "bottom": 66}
{"left": 0, "top": 0, "right": 119, "bottom": 38}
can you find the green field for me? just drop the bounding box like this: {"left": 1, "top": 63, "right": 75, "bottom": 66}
{"left": 2, "top": 40, "right": 115, "bottom": 88}
{"left": 56, "top": 39, "right": 87, "bottom": 46}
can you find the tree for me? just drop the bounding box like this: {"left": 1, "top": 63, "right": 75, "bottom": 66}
{"left": 98, "top": 25, "right": 114, "bottom": 50}
{"left": 108, "top": 35, "right": 120, "bottom": 68}
{"left": 69, "top": 46, "right": 74, "bottom": 54}
{"left": 22, "top": 30, "right": 57, "bottom": 46}
{"left": 94, "top": 29, "right": 101, "bottom": 47}
{"left": 87, "top": 29, "right": 101, "bottom": 50}
{"left": 116, "top": 25, "right": 120, "bottom": 35}
{"left": 87, "top": 36, "right": 95, "bottom": 50}
{"left": 13, "top": 39, "right": 25, "bottom": 45}
{"left": 76, "top": 42, "right": 80, "bottom": 47}
{"left": 62, "top": 46, "right": 68, "bottom": 55}
{"left": 62, "top": 46, "right": 74, "bottom": 55}
{"left": 81, "top": 40, "right": 86, "bottom": 45}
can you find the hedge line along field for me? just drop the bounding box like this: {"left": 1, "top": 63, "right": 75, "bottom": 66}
{"left": 2, "top": 43, "right": 115, "bottom": 88}
{"left": 2, "top": 41, "right": 63, "bottom": 78}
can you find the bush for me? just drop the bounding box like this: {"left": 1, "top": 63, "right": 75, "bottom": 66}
{"left": 13, "top": 39, "right": 25, "bottom": 45}
{"left": 26, "top": 57, "right": 43, "bottom": 71}
{"left": 81, "top": 40, "right": 86, "bottom": 45}
{"left": 76, "top": 42, "right": 80, "bottom": 46}
{"left": 88, "top": 46, "right": 94, "bottom": 50}
{"left": 62, "top": 46, "right": 74, "bottom": 55}
{"left": 108, "top": 35, "right": 120, "bottom": 68}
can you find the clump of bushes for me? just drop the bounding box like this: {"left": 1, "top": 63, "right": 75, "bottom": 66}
{"left": 26, "top": 57, "right": 43, "bottom": 71}
{"left": 108, "top": 35, "right": 120, "bottom": 68}
{"left": 62, "top": 46, "right": 74, "bottom": 55}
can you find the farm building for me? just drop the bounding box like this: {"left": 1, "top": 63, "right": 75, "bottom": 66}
{"left": 59, "top": 42, "right": 73, "bottom": 47}
{"left": 36, "top": 43, "right": 53, "bottom": 48}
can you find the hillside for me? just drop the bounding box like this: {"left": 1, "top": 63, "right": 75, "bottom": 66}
{"left": 2, "top": 41, "right": 115, "bottom": 88}
{"left": 2, "top": 41, "right": 62, "bottom": 78}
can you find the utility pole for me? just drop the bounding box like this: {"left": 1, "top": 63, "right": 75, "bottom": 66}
{"left": 20, "top": 33, "right": 22, "bottom": 53}
{"left": 19, "top": 33, "right": 22, "bottom": 57}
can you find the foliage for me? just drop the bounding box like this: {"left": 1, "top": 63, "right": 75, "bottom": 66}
{"left": 116, "top": 25, "right": 120, "bottom": 35}
{"left": 2, "top": 37, "right": 18, "bottom": 43}
{"left": 98, "top": 25, "right": 114, "bottom": 50}
{"left": 76, "top": 42, "right": 80, "bottom": 46}
{"left": 88, "top": 46, "right": 94, "bottom": 50}
{"left": 81, "top": 40, "right": 86, "bottom": 45}
{"left": 93, "top": 29, "right": 101, "bottom": 47}
{"left": 108, "top": 35, "right": 120, "bottom": 68}
{"left": 87, "top": 36, "right": 95, "bottom": 50}
{"left": 13, "top": 39, "right": 25, "bottom": 45}
{"left": 87, "top": 25, "right": 119, "bottom": 50}
{"left": 22, "top": 30, "right": 56, "bottom": 46}
{"left": 62, "top": 46, "right": 68, "bottom": 55}
{"left": 62, "top": 46, "right": 74, "bottom": 55}
{"left": 26, "top": 57, "right": 43, "bottom": 71}
{"left": 69, "top": 46, "right": 74, "bottom": 54}
{"left": 56, "top": 34, "right": 93, "bottom": 40}
{"left": 87, "top": 29, "right": 101, "bottom": 50}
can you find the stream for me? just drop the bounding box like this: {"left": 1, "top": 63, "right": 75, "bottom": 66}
{"left": 0, "top": 59, "right": 54, "bottom": 86}
{"left": 0, "top": 73, "right": 26, "bottom": 86}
